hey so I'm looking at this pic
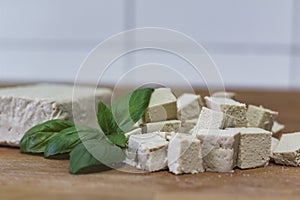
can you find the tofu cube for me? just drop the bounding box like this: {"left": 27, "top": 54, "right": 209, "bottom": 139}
{"left": 195, "top": 129, "right": 240, "bottom": 172}
{"left": 0, "top": 84, "right": 111, "bottom": 146}
{"left": 143, "top": 88, "right": 177, "bottom": 123}
{"left": 205, "top": 97, "right": 247, "bottom": 127}
{"left": 246, "top": 105, "right": 278, "bottom": 131}
{"left": 141, "top": 120, "right": 181, "bottom": 133}
{"left": 168, "top": 133, "right": 204, "bottom": 174}
{"left": 193, "top": 107, "right": 234, "bottom": 132}
{"left": 179, "top": 118, "right": 198, "bottom": 133}
{"left": 212, "top": 91, "right": 236, "bottom": 99}
{"left": 272, "top": 132, "right": 300, "bottom": 166}
{"left": 126, "top": 133, "right": 168, "bottom": 171}
{"left": 177, "top": 93, "right": 203, "bottom": 120}
{"left": 229, "top": 128, "right": 272, "bottom": 169}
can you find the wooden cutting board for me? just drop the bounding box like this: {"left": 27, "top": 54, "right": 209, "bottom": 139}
{"left": 1, "top": 89, "right": 300, "bottom": 200}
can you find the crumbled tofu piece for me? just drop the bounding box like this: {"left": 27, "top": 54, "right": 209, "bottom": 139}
{"left": 177, "top": 93, "right": 203, "bottom": 120}
{"left": 229, "top": 128, "right": 272, "bottom": 169}
{"left": 272, "top": 121, "right": 285, "bottom": 138}
{"left": 126, "top": 133, "right": 169, "bottom": 171}
{"left": 193, "top": 107, "right": 234, "bottom": 132}
{"left": 168, "top": 133, "right": 204, "bottom": 174}
{"left": 179, "top": 118, "right": 198, "bottom": 133}
{"left": 205, "top": 97, "right": 247, "bottom": 127}
{"left": 141, "top": 120, "right": 181, "bottom": 133}
{"left": 212, "top": 91, "right": 236, "bottom": 99}
{"left": 195, "top": 129, "right": 240, "bottom": 172}
{"left": 0, "top": 84, "right": 111, "bottom": 147}
{"left": 142, "top": 88, "right": 177, "bottom": 123}
{"left": 246, "top": 105, "right": 278, "bottom": 131}
{"left": 124, "top": 128, "right": 142, "bottom": 140}
{"left": 272, "top": 132, "right": 300, "bottom": 166}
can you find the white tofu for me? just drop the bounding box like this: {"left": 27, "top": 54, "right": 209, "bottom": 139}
{"left": 141, "top": 120, "right": 181, "bottom": 133}
{"left": 229, "top": 128, "right": 272, "bottom": 169}
{"left": 0, "top": 84, "right": 111, "bottom": 147}
{"left": 177, "top": 93, "right": 203, "bottom": 121}
{"left": 168, "top": 133, "right": 204, "bottom": 174}
{"left": 193, "top": 107, "right": 234, "bottom": 132}
{"left": 205, "top": 96, "right": 247, "bottom": 127}
{"left": 124, "top": 128, "right": 142, "bottom": 140}
{"left": 179, "top": 118, "right": 198, "bottom": 133}
{"left": 142, "top": 88, "right": 177, "bottom": 123}
{"left": 212, "top": 91, "right": 236, "bottom": 99}
{"left": 246, "top": 105, "right": 278, "bottom": 131}
{"left": 126, "top": 133, "right": 168, "bottom": 171}
{"left": 272, "top": 132, "right": 300, "bottom": 166}
{"left": 195, "top": 129, "right": 240, "bottom": 172}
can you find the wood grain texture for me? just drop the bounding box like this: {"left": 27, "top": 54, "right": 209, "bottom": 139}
{"left": 1, "top": 88, "right": 300, "bottom": 200}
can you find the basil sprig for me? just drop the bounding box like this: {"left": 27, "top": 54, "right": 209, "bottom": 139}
{"left": 19, "top": 88, "right": 154, "bottom": 174}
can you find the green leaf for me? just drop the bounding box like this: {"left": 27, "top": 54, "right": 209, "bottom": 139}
{"left": 97, "top": 101, "right": 119, "bottom": 134}
{"left": 111, "top": 88, "right": 154, "bottom": 133}
{"left": 129, "top": 88, "right": 154, "bottom": 122}
{"left": 20, "top": 119, "right": 74, "bottom": 153}
{"left": 44, "top": 126, "right": 104, "bottom": 158}
{"left": 69, "top": 138, "right": 125, "bottom": 174}
{"left": 106, "top": 134, "right": 126, "bottom": 148}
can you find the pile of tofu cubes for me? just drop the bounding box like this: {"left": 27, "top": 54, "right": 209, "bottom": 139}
{"left": 125, "top": 88, "right": 300, "bottom": 174}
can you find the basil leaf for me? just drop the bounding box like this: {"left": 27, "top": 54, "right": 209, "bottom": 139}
{"left": 44, "top": 126, "right": 104, "bottom": 158}
{"left": 69, "top": 138, "right": 125, "bottom": 174}
{"left": 97, "top": 101, "right": 120, "bottom": 134}
{"left": 111, "top": 88, "right": 154, "bottom": 133}
{"left": 129, "top": 88, "right": 155, "bottom": 122}
{"left": 20, "top": 119, "right": 74, "bottom": 153}
{"left": 106, "top": 134, "right": 126, "bottom": 148}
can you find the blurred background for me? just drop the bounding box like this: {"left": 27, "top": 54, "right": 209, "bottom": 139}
{"left": 0, "top": 0, "right": 299, "bottom": 89}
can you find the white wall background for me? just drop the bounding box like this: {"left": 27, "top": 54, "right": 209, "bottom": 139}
{"left": 0, "top": 0, "right": 299, "bottom": 89}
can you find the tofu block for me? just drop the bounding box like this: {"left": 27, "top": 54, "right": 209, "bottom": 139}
{"left": 205, "top": 96, "right": 247, "bottom": 127}
{"left": 195, "top": 129, "right": 240, "bottom": 172}
{"left": 229, "top": 128, "right": 272, "bottom": 169}
{"left": 0, "top": 84, "right": 111, "bottom": 147}
{"left": 141, "top": 120, "right": 181, "bottom": 133}
{"left": 143, "top": 88, "right": 177, "bottom": 123}
{"left": 124, "top": 128, "right": 142, "bottom": 140}
{"left": 212, "top": 91, "right": 236, "bottom": 99}
{"left": 177, "top": 93, "right": 203, "bottom": 120}
{"left": 193, "top": 107, "right": 234, "bottom": 132}
{"left": 168, "top": 133, "right": 204, "bottom": 174}
{"left": 179, "top": 118, "right": 198, "bottom": 133}
{"left": 246, "top": 105, "right": 278, "bottom": 131}
{"left": 126, "top": 133, "right": 168, "bottom": 171}
{"left": 272, "top": 132, "right": 300, "bottom": 166}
